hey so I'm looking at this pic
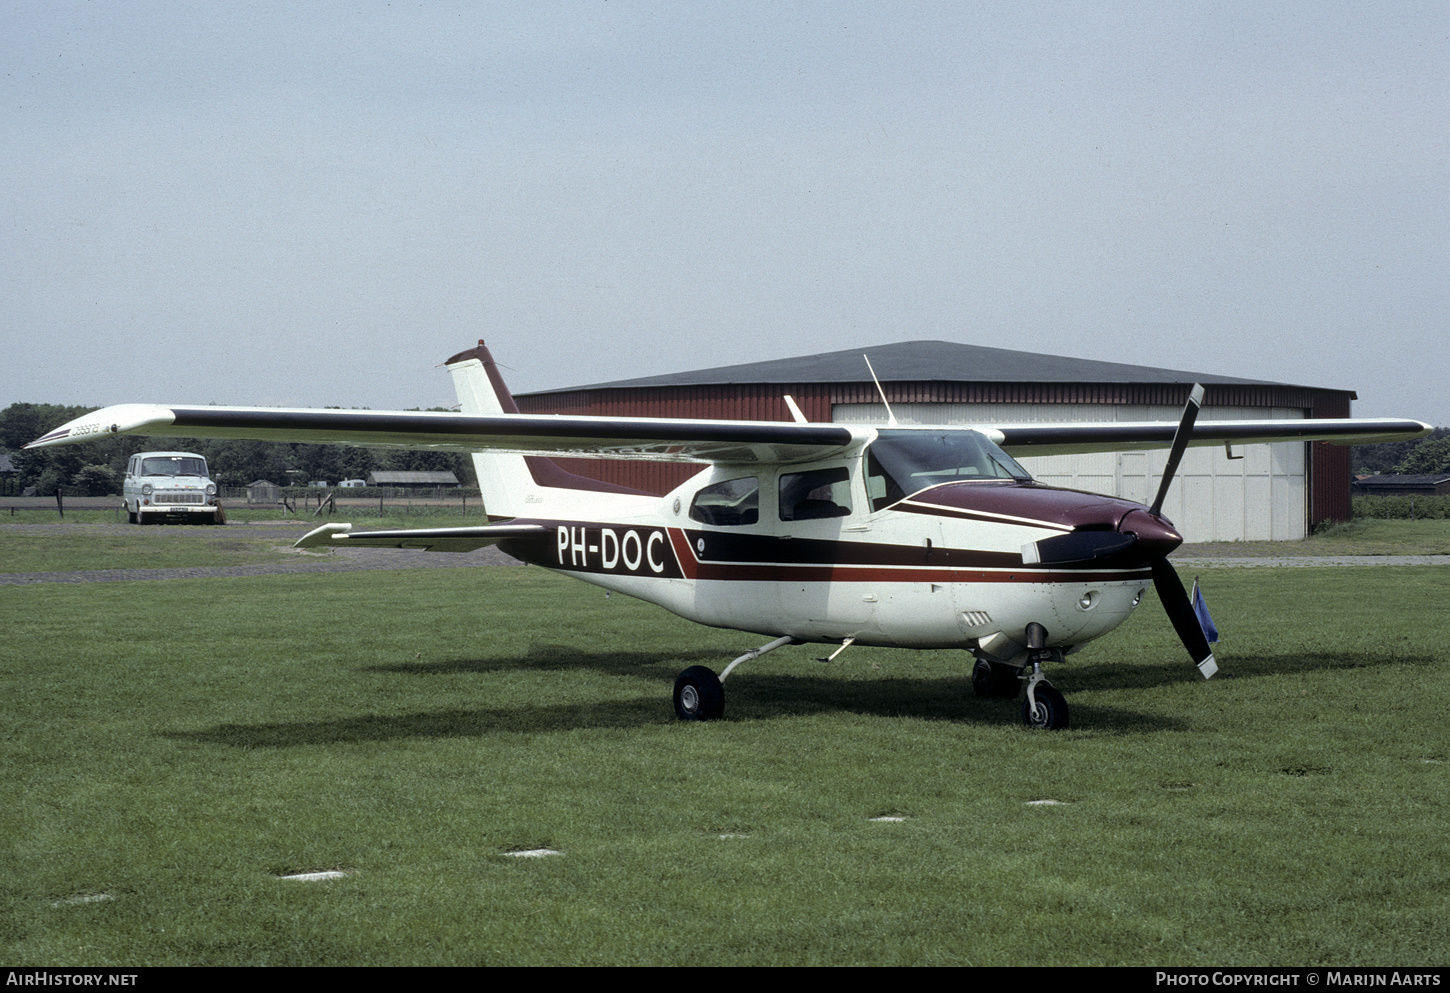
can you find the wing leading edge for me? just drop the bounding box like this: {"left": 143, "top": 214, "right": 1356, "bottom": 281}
{"left": 987, "top": 417, "right": 1431, "bottom": 458}
{"left": 24, "top": 401, "right": 1430, "bottom": 464}
{"left": 25, "top": 403, "right": 858, "bottom": 466}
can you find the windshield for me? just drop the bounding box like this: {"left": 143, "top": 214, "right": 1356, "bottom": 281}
{"left": 140, "top": 456, "right": 208, "bottom": 477}
{"left": 865, "top": 429, "right": 1031, "bottom": 510}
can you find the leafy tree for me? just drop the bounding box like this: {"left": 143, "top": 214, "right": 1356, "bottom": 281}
{"left": 1394, "top": 436, "right": 1450, "bottom": 475}
{"left": 72, "top": 463, "right": 120, "bottom": 496}
{"left": 1353, "top": 427, "right": 1449, "bottom": 476}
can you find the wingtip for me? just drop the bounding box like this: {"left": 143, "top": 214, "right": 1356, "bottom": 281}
{"left": 24, "top": 403, "right": 178, "bottom": 449}
{"left": 295, "top": 522, "right": 354, "bottom": 548}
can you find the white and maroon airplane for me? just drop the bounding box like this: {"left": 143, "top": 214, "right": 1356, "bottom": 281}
{"left": 28, "top": 341, "right": 1430, "bottom": 729}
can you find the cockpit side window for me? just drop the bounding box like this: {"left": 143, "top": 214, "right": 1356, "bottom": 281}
{"left": 779, "top": 466, "right": 852, "bottom": 521}
{"left": 866, "top": 448, "right": 907, "bottom": 512}
{"left": 689, "top": 476, "right": 760, "bottom": 526}
{"left": 866, "top": 430, "right": 1032, "bottom": 507}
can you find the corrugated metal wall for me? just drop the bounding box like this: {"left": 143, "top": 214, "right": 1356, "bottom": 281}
{"left": 516, "top": 381, "right": 1356, "bottom": 531}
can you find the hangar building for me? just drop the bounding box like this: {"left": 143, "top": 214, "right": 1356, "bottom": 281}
{"left": 515, "top": 341, "right": 1358, "bottom": 543}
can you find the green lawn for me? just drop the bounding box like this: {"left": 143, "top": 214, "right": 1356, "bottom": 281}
{"left": 2, "top": 552, "right": 1446, "bottom": 965}
{"left": 0, "top": 512, "right": 485, "bottom": 573}
{"left": 1185, "top": 518, "right": 1450, "bottom": 556}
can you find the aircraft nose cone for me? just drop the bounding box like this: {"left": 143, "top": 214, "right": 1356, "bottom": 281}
{"left": 1119, "top": 509, "right": 1184, "bottom": 558}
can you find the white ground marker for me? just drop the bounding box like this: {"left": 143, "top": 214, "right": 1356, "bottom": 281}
{"left": 278, "top": 870, "right": 350, "bottom": 881}
{"left": 504, "top": 849, "right": 562, "bottom": 858}
{"left": 1025, "top": 799, "right": 1069, "bottom": 805}
{"left": 52, "top": 893, "right": 113, "bottom": 906}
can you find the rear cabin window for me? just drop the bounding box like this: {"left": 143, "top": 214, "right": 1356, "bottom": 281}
{"left": 779, "top": 466, "right": 852, "bottom": 521}
{"left": 688, "top": 477, "right": 760, "bottom": 526}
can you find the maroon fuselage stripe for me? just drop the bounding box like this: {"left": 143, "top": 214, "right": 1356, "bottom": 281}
{"left": 665, "top": 528, "right": 1149, "bottom": 585}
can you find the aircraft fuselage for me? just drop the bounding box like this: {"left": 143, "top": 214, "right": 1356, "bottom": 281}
{"left": 498, "top": 472, "right": 1170, "bottom": 662}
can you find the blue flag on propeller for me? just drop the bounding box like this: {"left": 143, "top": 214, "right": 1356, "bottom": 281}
{"left": 1191, "top": 576, "right": 1219, "bottom": 644}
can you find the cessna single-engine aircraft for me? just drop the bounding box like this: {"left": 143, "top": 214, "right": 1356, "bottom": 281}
{"left": 29, "top": 342, "right": 1430, "bottom": 729}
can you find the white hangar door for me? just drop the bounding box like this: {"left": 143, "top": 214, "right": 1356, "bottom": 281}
{"left": 832, "top": 403, "right": 1307, "bottom": 543}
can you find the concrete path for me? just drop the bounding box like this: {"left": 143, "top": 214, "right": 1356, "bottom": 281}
{"left": 1176, "top": 554, "right": 1450, "bottom": 568}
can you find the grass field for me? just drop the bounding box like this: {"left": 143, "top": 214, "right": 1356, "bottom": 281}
{"left": 1, "top": 525, "right": 1447, "bottom": 965}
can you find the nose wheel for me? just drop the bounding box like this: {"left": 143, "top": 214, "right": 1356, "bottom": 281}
{"left": 1022, "top": 681, "right": 1068, "bottom": 729}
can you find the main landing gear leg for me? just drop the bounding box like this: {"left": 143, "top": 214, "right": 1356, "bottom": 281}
{"left": 673, "top": 636, "right": 797, "bottom": 722}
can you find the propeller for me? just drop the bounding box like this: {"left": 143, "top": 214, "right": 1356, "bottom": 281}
{"left": 1142, "top": 383, "right": 1216, "bottom": 678}
{"left": 1022, "top": 383, "right": 1218, "bottom": 678}
{"left": 1151, "top": 556, "right": 1217, "bottom": 678}
{"left": 1150, "top": 383, "right": 1204, "bottom": 516}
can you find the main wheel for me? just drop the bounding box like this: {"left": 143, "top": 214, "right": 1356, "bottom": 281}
{"left": 972, "top": 658, "right": 1020, "bottom": 698}
{"left": 673, "top": 665, "right": 724, "bottom": 721}
{"left": 1022, "top": 684, "right": 1069, "bottom": 730}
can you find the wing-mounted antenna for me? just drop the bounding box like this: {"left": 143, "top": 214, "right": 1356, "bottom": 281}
{"left": 863, "top": 355, "right": 897, "bottom": 426}
{"left": 1149, "top": 383, "right": 1205, "bottom": 516}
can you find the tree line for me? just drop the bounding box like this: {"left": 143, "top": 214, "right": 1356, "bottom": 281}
{"left": 0, "top": 403, "right": 475, "bottom": 496}
{"left": 1351, "top": 427, "right": 1450, "bottom": 477}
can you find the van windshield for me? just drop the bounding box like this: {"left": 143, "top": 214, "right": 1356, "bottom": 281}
{"left": 140, "top": 457, "right": 208, "bottom": 477}
{"left": 865, "top": 429, "right": 1031, "bottom": 510}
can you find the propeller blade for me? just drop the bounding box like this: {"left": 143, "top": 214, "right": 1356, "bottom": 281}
{"left": 1022, "top": 530, "right": 1137, "bottom": 565}
{"left": 1151, "top": 556, "right": 1217, "bottom": 678}
{"left": 1149, "top": 383, "right": 1206, "bottom": 516}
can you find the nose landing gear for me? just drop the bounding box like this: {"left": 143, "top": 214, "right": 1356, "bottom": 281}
{"left": 971, "top": 622, "right": 1070, "bottom": 729}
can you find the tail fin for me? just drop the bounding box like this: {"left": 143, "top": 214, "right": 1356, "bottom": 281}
{"left": 444, "top": 341, "right": 647, "bottom": 519}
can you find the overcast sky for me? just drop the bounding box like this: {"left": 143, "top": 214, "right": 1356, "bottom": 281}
{"left": 4, "top": 1, "right": 1447, "bottom": 427}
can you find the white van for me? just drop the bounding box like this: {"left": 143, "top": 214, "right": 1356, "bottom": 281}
{"left": 123, "top": 451, "right": 222, "bottom": 525}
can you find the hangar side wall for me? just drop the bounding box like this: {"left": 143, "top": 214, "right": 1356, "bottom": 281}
{"left": 516, "top": 381, "right": 1354, "bottom": 535}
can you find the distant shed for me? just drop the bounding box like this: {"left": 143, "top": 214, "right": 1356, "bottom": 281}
{"left": 247, "top": 480, "right": 280, "bottom": 505}
{"left": 1352, "top": 474, "right": 1450, "bottom": 497}
{"left": 366, "top": 471, "right": 460, "bottom": 488}
{"left": 514, "top": 339, "right": 1362, "bottom": 542}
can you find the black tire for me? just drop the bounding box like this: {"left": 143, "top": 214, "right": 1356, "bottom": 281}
{"left": 673, "top": 665, "right": 724, "bottom": 721}
{"left": 1022, "top": 684, "right": 1069, "bottom": 730}
{"left": 972, "top": 658, "right": 1020, "bottom": 698}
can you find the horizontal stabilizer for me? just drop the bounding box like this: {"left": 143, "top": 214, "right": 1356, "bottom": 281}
{"left": 295, "top": 521, "right": 547, "bottom": 553}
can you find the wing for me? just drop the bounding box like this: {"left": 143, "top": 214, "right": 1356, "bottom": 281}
{"left": 25, "top": 403, "right": 859, "bottom": 465}
{"left": 986, "top": 417, "right": 1431, "bottom": 458}
{"left": 295, "top": 521, "right": 547, "bottom": 553}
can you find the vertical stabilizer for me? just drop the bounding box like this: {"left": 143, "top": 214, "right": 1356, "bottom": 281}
{"left": 443, "top": 341, "right": 649, "bottom": 520}
{"left": 445, "top": 341, "right": 530, "bottom": 518}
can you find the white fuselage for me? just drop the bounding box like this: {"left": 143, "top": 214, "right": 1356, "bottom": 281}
{"left": 495, "top": 461, "right": 1155, "bottom": 661}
